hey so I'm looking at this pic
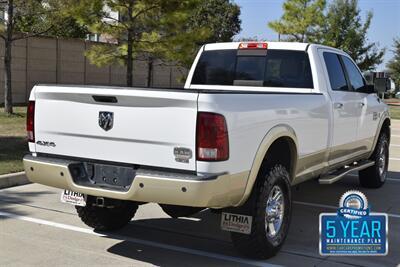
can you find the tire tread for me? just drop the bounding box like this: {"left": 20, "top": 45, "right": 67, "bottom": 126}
{"left": 359, "top": 133, "right": 388, "bottom": 188}
{"left": 231, "top": 164, "right": 291, "bottom": 259}
{"left": 76, "top": 199, "right": 138, "bottom": 231}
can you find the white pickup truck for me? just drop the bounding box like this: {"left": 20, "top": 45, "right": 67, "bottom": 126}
{"left": 23, "top": 42, "right": 390, "bottom": 259}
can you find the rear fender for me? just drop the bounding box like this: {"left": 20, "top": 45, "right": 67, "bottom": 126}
{"left": 235, "top": 124, "right": 298, "bottom": 206}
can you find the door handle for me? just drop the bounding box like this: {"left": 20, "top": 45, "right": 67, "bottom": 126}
{"left": 334, "top": 102, "right": 343, "bottom": 109}
{"left": 359, "top": 102, "right": 365, "bottom": 108}
{"left": 92, "top": 95, "right": 118, "bottom": 103}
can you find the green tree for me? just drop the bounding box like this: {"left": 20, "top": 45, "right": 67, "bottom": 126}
{"left": 268, "top": 0, "right": 326, "bottom": 43}
{"left": 236, "top": 36, "right": 260, "bottom": 42}
{"left": 14, "top": 0, "right": 89, "bottom": 39}
{"left": 147, "top": 0, "right": 241, "bottom": 86}
{"left": 73, "top": 0, "right": 209, "bottom": 87}
{"left": 322, "top": 0, "right": 384, "bottom": 71}
{"left": 387, "top": 38, "right": 400, "bottom": 90}
{"left": 36, "top": 17, "right": 89, "bottom": 39}
{"left": 0, "top": 0, "right": 69, "bottom": 114}
{"left": 190, "top": 0, "right": 241, "bottom": 44}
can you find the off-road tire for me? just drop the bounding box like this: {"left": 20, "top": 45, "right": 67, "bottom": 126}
{"left": 76, "top": 197, "right": 138, "bottom": 231}
{"left": 359, "top": 133, "right": 389, "bottom": 188}
{"left": 230, "top": 164, "right": 292, "bottom": 259}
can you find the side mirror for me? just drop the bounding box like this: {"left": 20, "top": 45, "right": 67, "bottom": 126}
{"left": 374, "top": 78, "right": 388, "bottom": 93}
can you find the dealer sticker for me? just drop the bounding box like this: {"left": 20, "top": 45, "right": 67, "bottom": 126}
{"left": 61, "top": 190, "right": 86, "bottom": 207}
{"left": 319, "top": 190, "right": 388, "bottom": 256}
{"left": 221, "top": 212, "right": 252, "bottom": 234}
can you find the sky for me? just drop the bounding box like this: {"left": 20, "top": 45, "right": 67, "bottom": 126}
{"left": 234, "top": 0, "right": 400, "bottom": 71}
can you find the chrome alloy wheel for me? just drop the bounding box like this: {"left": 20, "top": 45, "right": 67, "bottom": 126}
{"left": 378, "top": 141, "right": 388, "bottom": 181}
{"left": 265, "top": 185, "right": 284, "bottom": 238}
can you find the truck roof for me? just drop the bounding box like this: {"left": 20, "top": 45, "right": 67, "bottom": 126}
{"left": 203, "top": 42, "right": 346, "bottom": 55}
{"left": 204, "top": 41, "right": 310, "bottom": 51}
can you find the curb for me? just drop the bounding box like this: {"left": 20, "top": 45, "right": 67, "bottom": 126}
{"left": 0, "top": 172, "right": 30, "bottom": 189}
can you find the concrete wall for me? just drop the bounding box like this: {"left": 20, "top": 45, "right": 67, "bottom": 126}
{"left": 0, "top": 37, "right": 187, "bottom": 105}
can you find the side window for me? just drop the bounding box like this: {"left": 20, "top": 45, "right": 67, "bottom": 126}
{"left": 341, "top": 56, "right": 365, "bottom": 91}
{"left": 323, "top": 52, "right": 348, "bottom": 91}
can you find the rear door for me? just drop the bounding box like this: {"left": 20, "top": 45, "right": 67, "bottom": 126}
{"left": 320, "top": 51, "right": 361, "bottom": 165}
{"left": 33, "top": 85, "right": 198, "bottom": 171}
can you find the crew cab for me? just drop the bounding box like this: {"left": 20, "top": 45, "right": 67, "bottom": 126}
{"left": 23, "top": 42, "right": 390, "bottom": 259}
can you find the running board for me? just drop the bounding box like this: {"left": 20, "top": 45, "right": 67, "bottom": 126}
{"left": 318, "top": 160, "right": 375, "bottom": 184}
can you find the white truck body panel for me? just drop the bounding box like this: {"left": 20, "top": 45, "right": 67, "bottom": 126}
{"left": 196, "top": 92, "right": 330, "bottom": 175}
{"left": 32, "top": 85, "right": 199, "bottom": 171}
{"left": 202, "top": 42, "right": 310, "bottom": 51}
{"left": 31, "top": 85, "right": 331, "bottom": 176}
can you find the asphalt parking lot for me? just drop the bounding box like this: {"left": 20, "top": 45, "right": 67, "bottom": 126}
{"left": 1, "top": 125, "right": 400, "bottom": 267}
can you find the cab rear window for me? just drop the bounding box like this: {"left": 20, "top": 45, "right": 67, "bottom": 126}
{"left": 192, "top": 49, "right": 313, "bottom": 89}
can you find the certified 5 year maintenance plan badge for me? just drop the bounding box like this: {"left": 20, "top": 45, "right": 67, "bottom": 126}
{"left": 319, "top": 190, "right": 388, "bottom": 256}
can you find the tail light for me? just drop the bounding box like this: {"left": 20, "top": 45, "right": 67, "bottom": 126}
{"left": 27, "top": 101, "right": 35, "bottom": 142}
{"left": 196, "top": 112, "right": 229, "bottom": 161}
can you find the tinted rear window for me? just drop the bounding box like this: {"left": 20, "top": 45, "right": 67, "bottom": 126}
{"left": 192, "top": 49, "right": 313, "bottom": 88}
{"left": 323, "top": 52, "right": 348, "bottom": 91}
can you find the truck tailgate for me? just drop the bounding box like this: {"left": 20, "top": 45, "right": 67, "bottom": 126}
{"left": 33, "top": 85, "right": 198, "bottom": 171}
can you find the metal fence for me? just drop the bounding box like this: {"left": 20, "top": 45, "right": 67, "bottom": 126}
{"left": 0, "top": 37, "right": 187, "bottom": 104}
